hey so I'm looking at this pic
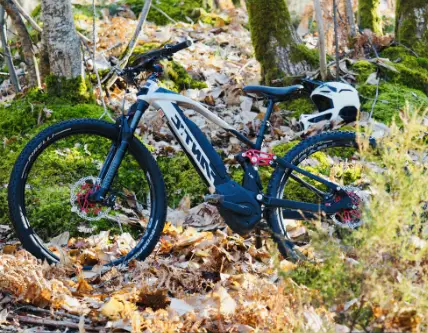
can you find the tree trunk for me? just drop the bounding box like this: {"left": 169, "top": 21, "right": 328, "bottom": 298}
{"left": 0, "top": 0, "right": 40, "bottom": 88}
{"left": 396, "top": 0, "right": 428, "bottom": 57}
{"left": 313, "top": 0, "right": 327, "bottom": 80}
{"left": 358, "top": 0, "right": 382, "bottom": 34}
{"left": 345, "top": 0, "right": 357, "bottom": 38}
{"left": 247, "top": 0, "right": 311, "bottom": 84}
{"left": 41, "top": 0, "right": 82, "bottom": 78}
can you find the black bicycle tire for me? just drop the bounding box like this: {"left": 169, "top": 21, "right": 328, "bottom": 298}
{"left": 8, "top": 118, "right": 167, "bottom": 267}
{"left": 266, "top": 131, "right": 370, "bottom": 261}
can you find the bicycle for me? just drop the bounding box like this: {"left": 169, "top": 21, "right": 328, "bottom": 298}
{"left": 8, "top": 41, "right": 375, "bottom": 268}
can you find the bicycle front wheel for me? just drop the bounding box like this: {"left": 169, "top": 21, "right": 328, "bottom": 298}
{"left": 8, "top": 119, "right": 166, "bottom": 268}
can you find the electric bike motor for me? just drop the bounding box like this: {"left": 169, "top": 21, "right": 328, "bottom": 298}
{"left": 298, "top": 82, "right": 361, "bottom": 131}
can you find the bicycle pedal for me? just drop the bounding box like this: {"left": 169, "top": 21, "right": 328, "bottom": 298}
{"left": 204, "top": 194, "right": 224, "bottom": 204}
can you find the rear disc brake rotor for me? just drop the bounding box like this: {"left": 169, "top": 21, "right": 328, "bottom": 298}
{"left": 330, "top": 186, "right": 369, "bottom": 229}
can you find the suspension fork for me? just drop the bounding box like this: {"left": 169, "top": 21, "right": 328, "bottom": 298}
{"left": 90, "top": 100, "right": 150, "bottom": 202}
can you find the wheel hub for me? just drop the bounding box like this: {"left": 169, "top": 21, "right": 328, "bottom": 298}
{"left": 330, "top": 186, "right": 368, "bottom": 229}
{"left": 70, "top": 176, "right": 111, "bottom": 221}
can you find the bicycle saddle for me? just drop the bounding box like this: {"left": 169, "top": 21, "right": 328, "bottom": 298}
{"left": 243, "top": 85, "right": 304, "bottom": 101}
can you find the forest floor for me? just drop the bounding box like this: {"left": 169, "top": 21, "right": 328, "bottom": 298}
{"left": 0, "top": 3, "right": 427, "bottom": 333}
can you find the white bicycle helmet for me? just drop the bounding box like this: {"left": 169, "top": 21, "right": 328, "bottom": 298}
{"left": 299, "top": 82, "right": 360, "bottom": 131}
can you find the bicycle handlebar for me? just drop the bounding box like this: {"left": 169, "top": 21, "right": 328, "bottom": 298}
{"left": 126, "top": 40, "right": 193, "bottom": 75}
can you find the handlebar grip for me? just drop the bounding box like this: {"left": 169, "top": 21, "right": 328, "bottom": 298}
{"left": 167, "top": 40, "right": 192, "bottom": 54}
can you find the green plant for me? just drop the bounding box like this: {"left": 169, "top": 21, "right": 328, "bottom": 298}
{"left": 286, "top": 107, "right": 428, "bottom": 332}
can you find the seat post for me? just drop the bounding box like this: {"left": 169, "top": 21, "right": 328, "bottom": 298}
{"left": 255, "top": 99, "right": 275, "bottom": 149}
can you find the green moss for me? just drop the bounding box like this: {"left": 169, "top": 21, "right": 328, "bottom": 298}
{"left": 121, "top": 0, "right": 207, "bottom": 26}
{"left": 359, "top": 82, "right": 428, "bottom": 124}
{"left": 379, "top": 47, "right": 428, "bottom": 93}
{"left": 291, "top": 44, "right": 319, "bottom": 68}
{"left": 73, "top": 3, "right": 104, "bottom": 20}
{"left": 196, "top": 8, "right": 230, "bottom": 26}
{"left": 352, "top": 60, "right": 377, "bottom": 84}
{"left": 358, "top": 0, "right": 382, "bottom": 34}
{"left": 395, "top": 0, "right": 428, "bottom": 57}
{"left": 157, "top": 153, "right": 207, "bottom": 207}
{"left": 272, "top": 140, "right": 300, "bottom": 156}
{"left": 352, "top": 47, "right": 428, "bottom": 124}
{"left": 279, "top": 97, "right": 315, "bottom": 118}
{"left": 129, "top": 45, "right": 207, "bottom": 92}
{"left": 163, "top": 61, "right": 207, "bottom": 92}
{"left": 31, "top": 4, "right": 41, "bottom": 18}
{"left": 45, "top": 75, "right": 93, "bottom": 103}
{"left": 0, "top": 93, "right": 107, "bottom": 224}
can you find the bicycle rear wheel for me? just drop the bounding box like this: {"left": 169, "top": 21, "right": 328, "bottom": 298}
{"left": 267, "top": 131, "right": 375, "bottom": 261}
{"left": 8, "top": 119, "right": 166, "bottom": 268}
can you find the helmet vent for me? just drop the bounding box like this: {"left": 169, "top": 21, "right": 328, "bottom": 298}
{"left": 312, "top": 95, "right": 334, "bottom": 112}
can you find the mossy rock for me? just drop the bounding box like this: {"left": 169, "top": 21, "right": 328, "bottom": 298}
{"left": 352, "top": 60, "right": 377, "bottom": 85}
{"left": 379, "top": 47, "right": 428, "bottom": 93}
{"left": 359, "top": 83, "right": 428, "bottom": 124}
{"left": 351, "top": 47, "right": 428, "bottom": 124}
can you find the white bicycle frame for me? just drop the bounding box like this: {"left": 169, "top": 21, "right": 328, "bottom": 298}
{"left": 137, "top": 80, "right": 235, "bottom": 187}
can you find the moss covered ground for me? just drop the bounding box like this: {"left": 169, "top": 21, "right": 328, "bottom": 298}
{"left": 0, "top": 91, "right": 107, "bottom": 224}
{"left": 121, "top": 0, "right": 205, "bottom": 25}
{"left": 349, "top": 46, "right": 428, "bottom": 124}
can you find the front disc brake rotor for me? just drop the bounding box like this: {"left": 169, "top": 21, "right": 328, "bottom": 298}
{"left": 70, "top": 176, "right": 111, "bottom": 221}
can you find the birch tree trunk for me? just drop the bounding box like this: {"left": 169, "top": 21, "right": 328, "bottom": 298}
{"left": 358, "top": 0, "right": 382, "bottom": 34}
{"left": 313, "top": 0, "right": 327, "bottom": 80}
{"left": 41, "top": 0, "right": 82, "bottom": 78}
{"left": 247, "top": 0, "right": 312, "bottom": 84}
{"left": 345, "top": 0, "right": 357, "bottom": 38}
{"left": 396, "top": 0, "right": 428, "bottom": 57}
{"left": 0, "top": 0, "right": 40, "bottom": 88}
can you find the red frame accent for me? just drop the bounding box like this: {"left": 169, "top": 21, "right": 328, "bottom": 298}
{"left": 242, "top": 150, "right": 275, "bottom": 167}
